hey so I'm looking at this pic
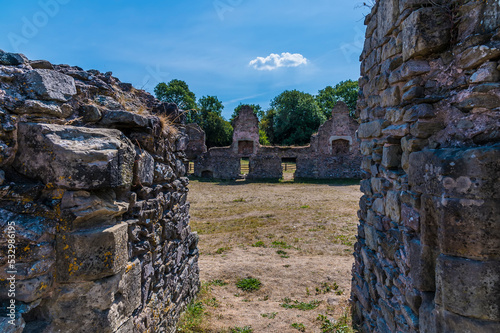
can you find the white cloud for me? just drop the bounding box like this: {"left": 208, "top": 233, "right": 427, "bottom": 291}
{"left": 249, "top": 52, "right": 308, "bottom": 71}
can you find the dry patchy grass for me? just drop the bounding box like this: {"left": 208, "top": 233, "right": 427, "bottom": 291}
{"left": 182, "top": 179, "right": 361, "bottom": 333}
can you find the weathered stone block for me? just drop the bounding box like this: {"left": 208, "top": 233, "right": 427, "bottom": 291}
{"left": 56, "top": 223, "right": 128, "bottom": 282}
{"left": 403, "top": 104, "right": 435, "bottom": 122}
{"left": 401, "top": 203, "right": 419, "bottom": 232}
{"left": 385, "top": 190, "right": 401, "bottom": 222}
{"left": 364, "top": 224, "right": 378, "bottom": 251}
{"left": 46, "top": 260, "right": 141, "bottom": 332}
{"left": 408, "top": 239, "right": 437, "bottom": 292}
{"left": 408, "top": 145, "right": 500, "bottom": 199}
{"left": 470, "top": 61, "right": 500, "bottom": 83}
{"left": 402, "top": 8, "right": 451, "bottom": 61}
{"left": 15, "top": 123, "right": 135, "bottom": 190}
{"left": 382, "top": 124, "right": 409, "bottom": 138}
{"left": 410, "top": 120, "right": 443, "bottom": 139}
{"left": 372, "top": 197, "right": 385, "bottom": 216}
{"left": 380, "top": 86, "right": 401, "bottom": 107}
{"left": 22, "top": 69, "right": 76, "bottom": 102}
{"left": 458, "top": 45, "right": 500, "bottom": 70}
{"left": 100, "top": 110, "right": 153, "bottom": 129}
{"left": 382, "top": 144, "right": 402, "bottom": 169}
{"left": 358, "top": 120, "right": 389, "bottom": 139}
{"left": 400, "top": 60, "right": 431, "bottom": 80}
{"left": 441, "top": 308, "right": 500, "bottom": 333}
{"left": 439, "top": 198, "right": 500, "bottom": 260}
{"left": 377, "top": 0, "right": 399, "bottom": 39}
{"left": 61, "top": 191, "right": 129, "bottom": 230}
{"left": 0, "top": 51, "right": 28, "bottom": 65}
{"left": 79, "top": 104, "right": 102, "bottom": 122}
{"left": 456, "top": 93, "right": 500, "bottom": 112}
{"left": 13, "top": 100, "right": 69, "bottom": 118}
{"left": 133, "top": 149, "right": 154, "bottom": 186}
{"left": 436, "top": 255, "right": 500, "bottom": 321}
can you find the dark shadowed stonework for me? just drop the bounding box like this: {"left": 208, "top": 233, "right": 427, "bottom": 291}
{"left": 0, "top": 52, "right": 199, "bottom": 332}
{"left": 353, "top": 0, "right": 500, "bottom": 332}
{"left": 187, "top": 104, "right": 362, "bottom": 180}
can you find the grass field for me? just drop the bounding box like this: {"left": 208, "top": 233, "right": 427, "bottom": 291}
{"left": 179, "top": 179, "right": 362, "bottom": 333}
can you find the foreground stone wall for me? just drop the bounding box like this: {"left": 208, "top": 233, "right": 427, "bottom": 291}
{"left": 191, "top": 103, "right": 362, "bottom": 180}
{"left": 352, "top": 1, "right": 500, "bottom": 332}
{"left": 0, "top": 51, "right": 199, "bottom": 332}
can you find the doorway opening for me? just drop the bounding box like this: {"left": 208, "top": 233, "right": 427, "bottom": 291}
{"left": 281, "top": 157, "right": 297, "bottom": 181}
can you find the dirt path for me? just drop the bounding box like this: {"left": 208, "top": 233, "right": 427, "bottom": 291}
{"left": 182, "top": 180, "right": 362, "bottom": 333}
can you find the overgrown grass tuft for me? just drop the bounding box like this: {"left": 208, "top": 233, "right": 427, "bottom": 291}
{"left": 280, "top": 298, "right": 321, "bottom": 310}
{"left": 236, "top": 277, "right": 262, "bottom": 291}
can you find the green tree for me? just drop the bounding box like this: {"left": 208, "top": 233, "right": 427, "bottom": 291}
{"left": 316, "top": 80, "right": 359, "bottom": 118}
{"left": 271, "top": 90, "right": 326, "bottom": 146}
{"left": 154, "top": 79, "right": 197, "bottom": 110}
{"left": 259, "top": 108, "right": 275, "bottom": 145}
{"left": 192, "top": 95, "right": 233, "bottom": 148}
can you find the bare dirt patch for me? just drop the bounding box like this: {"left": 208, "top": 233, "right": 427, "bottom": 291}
{"left": 182, "top": 179, "right": 361, "bottom": 332}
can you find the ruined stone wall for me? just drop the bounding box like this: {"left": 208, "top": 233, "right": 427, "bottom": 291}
{"left": 193, "top": 103, "right": 362, "bottom": 180}
{"left": 0, "top": 51, "right": 199, "bottom": 332}
{"left": 352, "top": 1, "right": 500, "bottom": 332}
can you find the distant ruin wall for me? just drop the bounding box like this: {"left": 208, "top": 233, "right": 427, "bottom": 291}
{"left": 352, "top": 1, "right": 500, "bottom": 332}
{"left": 0, "top": 52, "right": 199, "bottom": 332}
{"left": 191, "top": 103, "right": 362, "bottom": 180}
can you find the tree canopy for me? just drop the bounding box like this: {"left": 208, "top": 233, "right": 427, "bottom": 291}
{"left": 193, "top": 95, "right": 233, "bottom": 148}
{"left": 154, "top": 79, "right": 196, "bottom": 110}
{"left": 316, "top": 80, "right": 359, "bottom": 118}
{"left": 270, "top": 90, "right": 326, "bottom": 146}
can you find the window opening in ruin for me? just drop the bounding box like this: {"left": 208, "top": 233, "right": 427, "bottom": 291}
{"left": 240, "top": 158, "right": 249, "bottom": 175}
{"left": 201, "top": 170, "right": 213, "bottom": 178}
{"left": 331, "top": 139, "right": 350, "bottom": 155}
{"left": 238, "top": 140, "right": 254, "bottom": 156}
{"left": 281, "top": 157, "right": 297, "bottom": 181}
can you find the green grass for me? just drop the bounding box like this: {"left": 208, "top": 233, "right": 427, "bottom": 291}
{"left": 207, "top": 279, "right": 228, "bottom": 286}
{"left": 291, "top": 323, "right": 306, "bottom": 332}
{"left": 261, "top": 312, "right": 277, "bottom": 319}
{"left": 334, "top": 235, "right": 353, "bottom": 246}
{"left": 317, "top": 312, "right": 355, "bottom": 333}
{"left": 177, "top": 301, "right": 205, "bottom": 332}
{"left": 233, "top": 198, "right": 246, "bottom": 202}
{"left": 271, "top": 241, "right": 292, "bottom": 249}
{"left": 300, "top": 205, "right": 310, "bottom": 209}
{"left": 230, "top": 326, "right": 253, "bottom": 333}
{"left": 236, "top": 277, "right": 262, "bottom": 291}
{"left": 315, "top": 282, "right": 340, "bottom": 295}
{"left": 215, "top": 247, "right": 231, "bottom": 254}
{"left": 280, "top": 298, "right": 321, "bottom": 310}
{"left": 252, "top": 240, "right": 266, "bottom": 247}
{"left": 276, "top": 250, "right": 289, "bottom": 258}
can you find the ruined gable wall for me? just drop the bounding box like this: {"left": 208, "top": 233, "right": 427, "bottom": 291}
{"left": 192, "top": 102, "right": 362, "bottom": 180}
{"left": 0, "top": 52, "right": 199, "bottom": 332}
{"left": 352, "top": 0, "right": 500, "bottom": 332}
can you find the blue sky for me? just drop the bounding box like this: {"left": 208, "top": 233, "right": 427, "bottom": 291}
{"left": 1, "top": 0, "right": 368, "bottom": 119}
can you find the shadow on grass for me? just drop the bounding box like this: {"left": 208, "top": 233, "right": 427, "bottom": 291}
{"left": 188, "top": 176, "right": 360, "bottom": 187}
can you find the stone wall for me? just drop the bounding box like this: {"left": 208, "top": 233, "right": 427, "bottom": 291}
{"left": 352, "top": 1, "right": 500, "bottom": 332}
{"left": 192, "top": 103, "right": 362, "bottom": 180}
{"left": 0, "top": 51, "right": 199, "bottom": 332}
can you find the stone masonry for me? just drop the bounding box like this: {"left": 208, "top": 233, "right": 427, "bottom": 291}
{"left": 189, "top": 103, "right": 362, "bottom": 180}
{"left": 352, "top": 1, "right": 500, "bottom": 332}
{"left": 0, "top": 51, "right": 199, "bottom": 332}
